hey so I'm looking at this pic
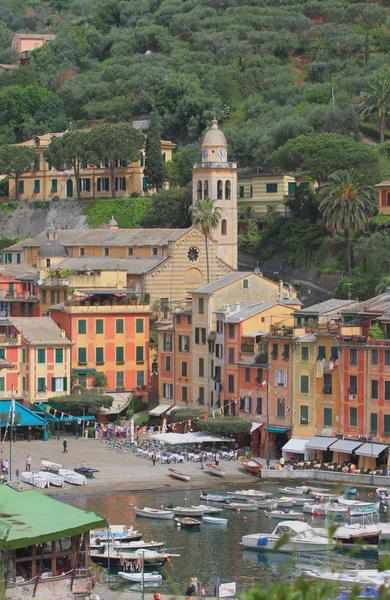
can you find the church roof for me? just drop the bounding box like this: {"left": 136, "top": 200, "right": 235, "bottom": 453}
{"left": 37, "top": 240, "right": 67, "bottom": 258}
{"left": 202, "top": 119, "right": 227, "bottom": 148}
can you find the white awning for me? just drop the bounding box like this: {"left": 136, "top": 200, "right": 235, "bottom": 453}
{"left": 166, "top": 405, "right": 188, "bottom": 416}
{"left": 150, "top": 431, "right": 231, "bottom": 445}
{"left": 355, "top": 442, "right": 388, "bottom": 457}
{"left": 305, "top": 437, "right": 338, "bottom": 451}
{"left": 330, "top": 439, "right": 363, "bottom": 453}
{"left": 149, "top": 403, "right": 172, "bottom": 416}
{"left": 99, "top": 392, "right": 131, "bottom": 416}
{"left": 282, "top": 437, "right": 310, "bottom": 454}
{"left": 250, "top": 422, "right": 263, "bottom": 433}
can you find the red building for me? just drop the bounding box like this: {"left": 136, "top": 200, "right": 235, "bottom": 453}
{"left": 0, "top": 272, "right": 39, "bottom": 317}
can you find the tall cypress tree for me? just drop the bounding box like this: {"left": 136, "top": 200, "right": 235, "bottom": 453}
{"left": 144, "top": 115, "right": 166, "bottom": 192}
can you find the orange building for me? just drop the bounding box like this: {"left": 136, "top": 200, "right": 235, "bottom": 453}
{"left": 50, "top": 290, "right": 150, "bottom": 397}
{"left": 11, "top": 33, "right": 56, "bottom": 56}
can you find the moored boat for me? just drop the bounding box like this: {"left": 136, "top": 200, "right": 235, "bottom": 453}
{"left": 41, "top": 460, "right": 63, "bottom": 472}
{"left": 92, "top": 525, "right": 143, "bottom": 542}
{"left": 200, "top": 493, "right": 230, "bottom": 503}
{"left": 59, "top": 469, "right": 86, "bottom": 485}
{"left": 203, "top": 516, "right": 228, "bottom": 525}
{"left": 242, "top": 459, "right": 263, "bottom": 474}
{"left": 90, "top": 539, "right": 164, "bottom": 552}
{"left": 20, "top": 471, "right": 49, "bottom": 489}
{"left": 175, "top": 517, "right": 201, "bottom": 528}
{"left": 168, "top": 468, "right": 191, "bottom": 482}
{"left": 37, "top": 470, "right": 64, "bottom": 487}
{"left": 265, "top": 509, "right": 304, "bottom": 520}
{"left": 169, "top": 506, "right": 204, "bottom": 517}
{"left": 205, "top": 463, "right": 226, "bottom": 477}
{"left": 241, "top": 521, "right": 335, "bottom": 553}
{"left": 195, "top": 504, "right": 223, "bottom": 514}
{"left": 224, "top": 502, "right": 257, "bottom": 512}
{"left": 118, "top": 571, "right": 163, "bottom": 583}
{"left": 315, "top": 523, "right": 381, "bottom": 547}
{"left": 278, "top": 497, "right": 316, "bottom": 508}
{"left": 302, "top": 502, "right": 348, "bottom": 517}
{"left": 134, "top": 507, "right": 175, "bottom": 520}
{"left": 376, "top": 488, "right": 390, "bottom": 503}
{"left": 91, "top": 548, "right": 179, "bottom": 567}
{"left": 227, "top": 490, "right": 272, "bottom": 501}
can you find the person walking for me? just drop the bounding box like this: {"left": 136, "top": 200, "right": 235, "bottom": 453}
{"left": 279, "top": 456, "right": 285, "bottom": 468}
{"left": 152, "top": 450, "right": 156, "bottom": 466}
{"left": 215, "top": 452, "right": 220, "bottom": 467}
{"left": 26, "top": 455, "right": 32, "bottom": 471}
{"left": 185, "top": 584, "right": 195, "bottom": 600}
{"left": 3, "top": 459, "right": 8, "bottom": 475}
{"left": 190, "top": 574, "right": 199, "bottom": 595}
{"left": 199, "top": 452, "right": 204, "bottom": 470}
{"left": 63, "top": 439, "right": 68, "bottom": 453}
{"left": 15, "top": 468, "right": 19, "bottom": 482}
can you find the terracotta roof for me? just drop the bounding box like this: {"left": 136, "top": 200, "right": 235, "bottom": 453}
{"left": 55, "top": 256, "right": 166, "bottom": 275}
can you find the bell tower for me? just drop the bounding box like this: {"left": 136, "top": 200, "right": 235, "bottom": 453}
{"left": 192, "top": 119, "right": 237, "bottom": 270}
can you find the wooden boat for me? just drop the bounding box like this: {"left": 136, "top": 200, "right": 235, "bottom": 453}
{"left": 205, "top": 463, "right": 226, "bottom": 477}
{"left": 195, "top": 504, "right": 223, "bottom": 514}
{"left": 169, "top": 506, "right": 204, "bottom": 517}
{"left": 168, "top": 468, "right": 191, "bottom": 482}
{"left": 266, "top": 509, "right": 304, "bottom": 520}
{"left": 20, "top": 471, "right": 49, "bottom": 489}
{"left": 134, "top": 507, "right": 175, "bottom": 520}
{"left": 175, "top": 517, "right": 201, "bottom": 528}
{"left": 200, "top": 493, "right": 231, "bottom": 504}
{"left": 92, "top": 525, "right": 143, "bottom": 542}
{"left": 242, "top": 459, "right": 263, "bottom": 474}
{"left": 58, "top": 469, "right": 86, "bottom": 485}
{"left": 224, "top": 502, "right": 257, "bottom": 512}
{"left": 37, "top": 471, "right": 64, "bottom": 487}
{"left": 41, "top": 460, "right": 63, "bottom": 472}
{"left": 203, "top": 516, "right": 228, "bottom": 525}
{"left": 118, "top": 571, "right": 162, "bottom": 583}
{"left": 74, "top": 467, "right": 99, "bottom": 477}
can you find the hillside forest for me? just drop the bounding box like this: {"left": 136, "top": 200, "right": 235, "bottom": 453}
{"left": 2, "top": 0, "right": 390, "bottom": 298}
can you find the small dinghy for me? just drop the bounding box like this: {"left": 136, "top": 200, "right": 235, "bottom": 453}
{"left": 224, "top": 502, "right": 257, "bottom": 512}
{"left": 175, "top": 517, "right": 201, "bottom": 528}
{"left": 59, "top": 469, "right": 86, "bottom": 485}
{"left": 205, "top": 463, "right": 226, "bottom": 477}
{"left": 134, "top": 507, "right": 175, "bottom": 520}
{"left": 37, "top": 471, "right": 64, "bottom": 487}
{"left": 376, "top": 488, "right": 390, "bottom": 503}
{"left": 169, "top": 506, "right": 204, "bottom": 517}
{"left": 41, "top": 460, "right": 63, "bottom": 472}
{"left": 266, "top": 509, "right": 304, "bottom": 520}
{"left": 168, "top": 468, "right": 191, "bottom": 482}
{"left": 227, "top": 490, "right": 272, "bottom": 501}
{"left": 74, "top": 467, "right": 99, "bottom": 477}
{"left": 255, "top": 498, "right": 278, "bottom": 509}
{"left": 242, "top": 459, "right": 263, "bottom": 474}
{"left": 91, "top": 539, "right": 164, "bottom": 552}
{"left": 194, "top": 504, "right": 223, "bottom": 514}
{"left": 200, "top": 493, "right": 230, "bottom": 504}
{"left": 203, "top": 516, "right": 228, "bottom": 525}
{"left": 118, "top": 571, "right": 162, "bottom": 583}
{"left": 20, "top": 471, "right": 49, "bottom": 489}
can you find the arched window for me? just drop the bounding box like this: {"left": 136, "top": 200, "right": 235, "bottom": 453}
{"left": 225, "top": 180, "right": 231, "bottom": 200}
{"left": 217, "top": 180, "right": 223, "bottom": 200}
{"left": 221, "top": 219, "right": 227, "bottom": 235}
{"left": 197, "top": 181, "right": 202, "bottom": 200}
{"left": 204, "top": 180, "right": 208, "bottom": 199}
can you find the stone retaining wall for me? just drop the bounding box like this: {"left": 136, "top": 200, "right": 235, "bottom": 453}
{"left": 261, "top": 468, "right": 388, "bottom": 488}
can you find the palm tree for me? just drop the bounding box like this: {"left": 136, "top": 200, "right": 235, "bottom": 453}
{"left": 361, "top": 77, "right": 390, "bottom": 143}
{"left": 192, "top": 197, "right": 222, "bottom": 283}
{"left": 319, "top": 170, "right": 376, "bottom": 276}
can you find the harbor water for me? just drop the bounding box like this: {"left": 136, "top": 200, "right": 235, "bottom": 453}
{"left": 65, "top": 482, "right": 387, "bottom": 597}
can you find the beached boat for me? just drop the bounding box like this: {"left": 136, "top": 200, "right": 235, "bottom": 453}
{"left": 58, "top": 469, "right": 86, "bottom": 485}
{"left": 241, "top": 521, "right": 334, "bottom": 553}
{"left": 376, "top": 488, "right": 390, "bottom": 504}
{"left": 90, "top": 539, "right": 164, "bottom": 552}
{"left": 203, "top": 516, "right": 228, "bottom": 525}
{"left": 20, "top": 471, "right": 49, "bottom": 489}
{"left": 169, "top": 506, "right": 204, "bottom": 517}
{"left": 168, "top": 468, "right": 191, "bottom": 482}
{"left": 118, "top": 571, "right": 163, "bottom": 583}
{"left": 195, "top": 504, "right": 223, "bottom": 514}
{"left": 74, "top": 467, "right": 99, "bottom": 477}
{"left": 242, "top": 459, "right": 263, "bottom": 474}
{"left": 200, "top": 493, "right": 230, "bottom": 503}
{"left": 227, "top": 490, "right": 272, "bottom": 501}
{"left": 92, "top": 525, "right": 143, "bottom": 542}
{"left": 134, "top": 507, "right": 175, "bottom": 520}
{"left": 205, "top": 463, "right": 226, "bottom": 477}
{"left": 175, "top": 517, "right": 201, "bottom": 528}
{"left": 224, "top": 502, "right": 257, "bottom": 512}
{"left": 37, "top": 471, "right": 64, "bottom": 487}
{"left": 265, "top": 509, "right": 304, "bottom": 520}
{"left": 41, "top": 460, "right": 63, "bottom": 472}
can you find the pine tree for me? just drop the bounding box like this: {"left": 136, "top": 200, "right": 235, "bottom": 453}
{"left": 144, "top": 116, "right": 166, "bottom": 192}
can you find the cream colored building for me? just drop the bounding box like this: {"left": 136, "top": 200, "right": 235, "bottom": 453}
{"left": 192, "top": 119, "right": 237, "bottom": 270}
{"left": 238, "top": 173, "right": 311, "bottom": 217}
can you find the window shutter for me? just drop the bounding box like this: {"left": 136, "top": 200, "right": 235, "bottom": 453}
{"left": 86, "top": 178, "right": 90, "bottom": 192}
{"left": 275, "top": 370, "right": 279, "bottom": 385}
{"left": 105, "top": 177, "right": 109, "bottom": 190}
{"left": 257, "top": 398, "right": 262, "bottom": 415}
{"left": 195, "top": 328, "right": 199, "bottom": 344}
{"left": 240, "top": 397, "right": 245, "bottom": 411}
{"left": 63, "top": 377, "right": 67, "bottom": 392}
{"left": 122, "top": 177, "right": 126, "bottom": 191}
{"left": 115, "top": 177, "right": 118, "bottom": 191}
{"left": 248, "top": 397, "right": 252, "bottom": 412}
{"left": 97, "top": 178, "right": 101, "bottom": 192}
{"left": 51, "top": 378, "right": 56, "bottom": 392}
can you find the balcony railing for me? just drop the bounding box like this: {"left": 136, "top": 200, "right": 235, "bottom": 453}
{"left": 241, "top": 343, "right": 255, "bottom": 353}
{"left": 316, "top": 324, "right": 340, "bottom": 335}
{"left": 63, "top": 303, "right": 150, "bottom": 313}
{"left": 269, "top": 326, "right": 294, "bottom": 337}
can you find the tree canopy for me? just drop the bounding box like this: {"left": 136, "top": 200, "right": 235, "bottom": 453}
{"left": 144, "top": 115, "right": 166, "bottom": 191}
{"left": 198, "top": 417, "right": 252, "bottom": 436}
{"left": 47, "top": 394, "right": 113, "bottom": 411}
{"left": 0, "top": 145, "right": 37, "bottom": 200}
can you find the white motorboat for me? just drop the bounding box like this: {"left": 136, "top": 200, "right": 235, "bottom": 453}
{"left": 175, "top": 517, "right": 201, "bottom": 528}
{"left": 255, "top": 498, "right": 278, "bottom": 509}
{"left": 337, "top": 498, "right": 380, "bottom": 510}
{"left": 91, "top": 548, "right": 179, "bottom": 567}
{"left": 302, "top": 502, "right": 348, "bottom": 517}
{"left": 265, "top": 509, "right": 304, "bottom": 520}
{"left": 315, "top": 522, "right": 382, "bottom": 547}
{"left": 300, "top": 566, "right": 390, "bottom": 588}
{"left": 134, "top": 507, "right": 175, "bottom": 520}
{"left": 203, "top": 516, "right": 228, "bottom": 525}
{"left": 241, "top": 521, "right": 335, "bottom": 553}
{"left": 279, "top": 486, "right": 329, "bottom": 496}
{"left": 377, "top": 487, "right": 390, "bottom": 504}
{"left": 278, "top": 497, "right": 316, "bottom": 508}
{"left": 118, "top": 571, "right": 162, "bottom": 583}
{"left": 224, "top": 503, "right": 257, "bottom": 512}
{"left": 169, "top": 506, "right": 204, "bottom": 517}
{"left": 41, "top": 460, "right": 63, "bottom": 472}
{"left": 195, "top": 505, "right": 223, "bottom": 514}
{"left": 311, "top": 492, "right": 338, "bottom": 501}
{"left": 37, "top": 471, "right": 64, "bottom": 487}
{"left": 20, "top": 471, "right": 49, "bottom": 489}
{"left": 58, "top": 469, "right": 86, "bottom": 485}
{"left": 227, "top": 489, "right": 272, "bottom": 501}
{"left": 91, "top": 539, "right": 164, "bottom": 552}
{"left": 92, "top": 525, "right": 143, "bottom": 542}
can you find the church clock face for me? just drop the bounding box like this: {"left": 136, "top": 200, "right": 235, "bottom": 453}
{"left": 187, "top": 246, "right": 200, "bottom": 263}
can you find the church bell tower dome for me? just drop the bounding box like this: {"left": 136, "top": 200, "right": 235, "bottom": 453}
{"left": 202, "top": 119, "right": 227, "bottom": 148}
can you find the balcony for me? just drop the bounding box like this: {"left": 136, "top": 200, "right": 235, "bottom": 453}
{"left": 316, "top": 324, "right": 340, "bottom": 336}
{"left": 0, "top": 291, "right": 39, "bottom": 302}
{"left": 63, "top": 303, "right": 150, "bottom": 314}
{"left": 0, "top": 335, "right": 21, "bottom": 345}
{"left": 269, "top": 325, "right": 294, "bottom": 337}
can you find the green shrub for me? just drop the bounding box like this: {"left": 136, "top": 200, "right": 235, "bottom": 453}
{"left": 198, "top": 417, "right": 251, "bottom": 436}
{"left": 33, "top": 200, "right": 50, "bottom": 209}
{"left": 0, "top": 201, "right": 18, "bottom": 213}
{"left": 369, "top": 322, "right": 385, "bottom": 339}
{"left": 170, "top": 409, "right": 203, "bottom": 423}
{"left": 130, "top": 396, "right": 147, "bottom": 413}
{"left": 82, "top": 198, "right": 152, "bottom": 228}
{"left": 134, "top": 414, "right": 150, "bottom": 427}
{"left": 88, "top": 426, "right": 95, "bottom": 438}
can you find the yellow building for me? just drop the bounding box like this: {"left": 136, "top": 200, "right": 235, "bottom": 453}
{"left": 9, "top": 131, "right": 175, "bottom": 201}
{"left": 238, "top": 173, "right": 311, "bottom": 217}
{"left": 375, "top": 180, "right": 390, "bottom": 215}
